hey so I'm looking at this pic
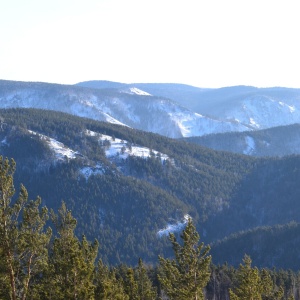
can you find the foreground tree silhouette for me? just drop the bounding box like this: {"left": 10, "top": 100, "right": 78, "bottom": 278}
{"left": 158, "top": 218, "right": 211, "bottom": 300}
{"left": 45, "top": 202, "right": 99, "bottom": 299}
{"left": 135, "top": 258, "right": 157, "bottom": 300}
{"left": 0, "top": 157, "right": 51, "bottom": 300}
{"left": 229, "top": 255, "right": 286, "bottom": 300}
{"left": 94, "top": 259, "right": 129, "bottom": 300}
{"left": 229, "top": 255, "right": 263, "bottom": 300}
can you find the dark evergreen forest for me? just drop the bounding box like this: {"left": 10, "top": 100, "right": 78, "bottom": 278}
{"left": 0, "top": 108, "right": 300, "bottom": 272}
{"left": 0, "top": 157, "right": 299, "bottom": 299}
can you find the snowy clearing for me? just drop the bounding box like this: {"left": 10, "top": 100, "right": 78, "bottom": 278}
{"left": 79, "top": 164, "right": 105, "bottom": 179}
{"left": 28, "top": 130, "right": 79, "bottom": 160}
{"left": 157, "top": 214, "right": 191, "bottom": 237}
{"left": 85, "top": 130, "right": 169, "bottom": 162}
{"left": 121, "top": 87, "right": 152, "bottom": 96}
{"left": 243, "top": 136, "right": 256, "bottom": 155}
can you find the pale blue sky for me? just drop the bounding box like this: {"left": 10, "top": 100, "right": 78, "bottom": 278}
{"left": 1, "top": 0, "right": 300, "bottom": 88}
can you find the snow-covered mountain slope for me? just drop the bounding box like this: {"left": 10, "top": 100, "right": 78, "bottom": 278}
{"left": 11, "top": 126, "right": 173, "bottom": 178}
{"left": 28, "top": 130, "right": 79, "bottom": 161}
{"left": 85, "top": 129, "right": 169, "bottom": 162}
{"left": 0, "top": 80, "right": 250, "bottom": 138}
{"left": 154, "top": 85, "right": 300, "bottom": 131}
{"left": 2, "top": 80, "right": 300, "bottom": 138}
{"left": 120, "top": 87, "right": 152, "bottom": 96}
{"left": 220, "top": 94, "right": 300, "bottom": 130}
{"left": 77, "top": 81, "right": 300, "bottom": 134}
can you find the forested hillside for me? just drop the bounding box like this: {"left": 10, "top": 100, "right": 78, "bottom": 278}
{"left": 1, "top": 108, "right": 300, "bottom": 269}
{"left": 183, "top": 123, "right": 300, "bottom": 157}
{"left": 211, "top": 222, "right": 300, "bottom": 269}
{"left": 1, "top": 164, "right": 298, "bottom": 300}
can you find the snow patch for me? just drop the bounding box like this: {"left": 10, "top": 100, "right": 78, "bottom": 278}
{"left": 79, "top": 164, "right": 104, "bottom": 179}
{"left": 249, "top": 118, "right": 259, "bottom": 128}
{"left": 48, "top": 139, "right": 78, "bottom": 160}
{"left": 243, "top": 136, "right": 256, "bottom": 155}
{"left": 288, "top": 105, "right": 295, "bottom": 113}
{"left": 28, "top": 130, "right": 79, "bottom": 161}
{"left": 86, "top": 130, "right": 169, "bottom": 162}
{"left": 121, "top": 87, "right": 152, "bottom": 96}
{"left": 157, "top": 214, "right": 191, "bottom": 237}
{"left": 279, "top": 101, "right": 295, "bottom": 113}
{"left": 167, "top": 110, "right": 248, "bottom": 138}
{"left": 102, "top": 112, "right": 128, "bottom": 126}
{"left": 1, "top": 137, "right": 9, "bottom": 146}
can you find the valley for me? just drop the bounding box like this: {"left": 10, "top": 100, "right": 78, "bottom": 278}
{"left": 0, "top": 104, "right": 299, "bottom": 269}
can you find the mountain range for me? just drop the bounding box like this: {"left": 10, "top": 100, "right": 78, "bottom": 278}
{"left": 0, "top": 107, "right": 299, "bottom": 269}
{"left": 2, "top": 80, "right": 300, "bottom": 143}
{"left": 1, "top": 79, "right": 300, "bottom": 269}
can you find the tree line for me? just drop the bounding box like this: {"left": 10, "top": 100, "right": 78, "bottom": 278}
{"left": 1, "top": 156, "right": 300, "bottom": 299}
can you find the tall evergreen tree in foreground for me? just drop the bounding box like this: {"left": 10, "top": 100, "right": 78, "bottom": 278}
{"left": 45, "top": 202, "right": 99, "bottom": 299}
{"left": 0, "top": 157, "right": 51, "bottom": 300}
{"left": 94, "top": 259, "right": 129, "bottom": 300}
{"left": 158, "top": 218, "right": 211, "bottom": 300}
{"left": 229, "top": 255, "right": 286, "bottom": 300}
{"left": 134, "top": 258, "right": 157, "bottom": 300}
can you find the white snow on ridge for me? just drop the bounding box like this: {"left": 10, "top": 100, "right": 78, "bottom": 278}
{"left": 227, "top": 95, "right": 300, "bottom": 131}
{"left": 102, "top": 112, "right": 129, "bottom": 126}
{"left": 48, "top": 139, "right": 78, "bottom": 160}
{"left": 288, "top": 105, "right": 295, "bottom": 113}
{"left": 157, "top": 214, "right": 191, "bottom": 237}
{"left": 168, "top": 111, "right": 249, "bottom": 137}
{"left": 4, "top": 86, "right": 300, "bottom": 139}
{"left": 85, "top": 130, "right": 169, "bottom": 161}
{"left": 28, "top": 130, "right": 78, "bottom": 160}
{"left": 249, "top": 118, "right": 259, "bottom": 128}
{"left": 121, "top": 87, "right": 152, "bottom": 96}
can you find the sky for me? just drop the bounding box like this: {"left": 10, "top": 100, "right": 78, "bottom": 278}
{"left": 1, "top": 0, "right": 300, "bottom": 88}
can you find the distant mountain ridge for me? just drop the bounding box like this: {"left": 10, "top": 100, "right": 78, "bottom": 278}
{"left": 77, "top": 80, "right": 300, "bottom": 131}
{"left": 0, "top": 79, "right": 250, "bottom": 138}
{"left": 1, "top": 79, "right": 300, "bottom": 141}
{"left": 183, "top": 123, "right": 300, "bottom": 157}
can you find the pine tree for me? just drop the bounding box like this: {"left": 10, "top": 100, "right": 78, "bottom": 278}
{"left": 229, "top": 255, "right": 263, "bottom": 300}
{"left": 260, "top": 268, "right": 284, "bottom": 300}
{"left": 229, "top": 256, "right": 286, "bottom": 300}
{"left": 47, "top": 202, "right": 99, "bottom": 299}
{"left": 0, "top": 157, "right": 51, "bottom": 300}
{"left": 135, "top": 258, "right": 157, "bottom": 300}
{"left": 94, "top": 259, "right": 128, "bottom": 300}
{"left": 18, "top": 197, "right": 52, "bottom": 299}
{"left": 158, "top": 218, "right": 211, "bottom": 300}
{"left": 124, "top": 267, "right": 139, "bottom": 300}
